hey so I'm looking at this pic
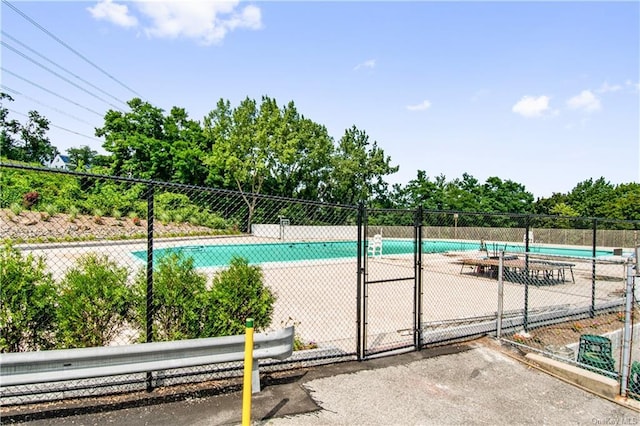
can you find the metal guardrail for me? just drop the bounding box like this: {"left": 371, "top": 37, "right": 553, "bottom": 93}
{"left": 0, "top": 326, "right": 294, "bottom": 393}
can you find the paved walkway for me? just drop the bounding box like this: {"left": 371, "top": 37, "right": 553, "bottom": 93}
{"left": 7, "top": 338, "right": 640, "bottom": 426}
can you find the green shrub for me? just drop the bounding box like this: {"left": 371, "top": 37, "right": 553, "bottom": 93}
{"left": 187, "top": 215, "right": 201, "bottom": 226}
{"left": 43, "top": 203, "right": 58, "bottom": 217}
{"left": 158, "top": 211, "right": 172, "bottom": 225}
{"left": 156, "top": 192, "right": 191, "bottom": 211}
{"left": 134, "top": 252, "right": 209, "bottom": 341}
{"left": 173, "top": 213, "right": 185, "bottom": 224}
{"left": 206, "top": 215, "right": 229, "bottom": 229}
{"left": 0, "top": 242, "right": 58, "bottom": 352}
{"left": 204, "top": 257, "right": 275, "bottom": 337}
{"left": 67, "top": 205, "right": 80, "bottom": 221}
{"left": 56, "top": 253, "right": 134, "bottom": 348}
{"left": 81, "top": 181, "right": 140, "bottom": 216}
{"left": 10, "top": 202, "right": 22, "bottom": 216}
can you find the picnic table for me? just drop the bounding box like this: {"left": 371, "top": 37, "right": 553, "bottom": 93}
{"left": 459, "top": 257, "right": 575, "bottom": 284}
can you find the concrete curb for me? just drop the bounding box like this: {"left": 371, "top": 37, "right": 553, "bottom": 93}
{"left": 526, "top": 352, "right": 620, "bottom": 399}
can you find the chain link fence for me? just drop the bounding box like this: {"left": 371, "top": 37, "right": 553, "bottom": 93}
{"left": 1, "top": 163, "right": 639, "bottom": 406}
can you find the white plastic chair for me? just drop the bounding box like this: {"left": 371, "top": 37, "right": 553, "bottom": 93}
{"left": 367, "top": 234, "right": 383, "bottom": 257}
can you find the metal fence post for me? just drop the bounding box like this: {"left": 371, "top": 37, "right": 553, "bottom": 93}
{"left": 356, "top": 203, "right": 365, "bottom": 361}
{"left": 414, "top": 206, "right": 423, "bottom": 351}
{"left": 591, "top": 219, "right": 597, "bottom": 318}
{"left": 497, "top": 250, "right": 504, "bottom": 340}
{"left": 146, "top": 185, "right": 154, "bottom": 392}
{"left": 620, "top": 262, "right": 635, "bottom": 397}
{"left": 523, "top": 269, "right": 529, "bottom": 333}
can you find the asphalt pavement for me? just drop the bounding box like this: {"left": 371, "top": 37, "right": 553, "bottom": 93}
{"left": 4, "top": 338, "right": 640, "bottom": 426}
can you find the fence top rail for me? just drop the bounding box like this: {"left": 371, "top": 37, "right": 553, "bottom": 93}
{"left": 0, "top": 162, "right": 358, "bottom": 210}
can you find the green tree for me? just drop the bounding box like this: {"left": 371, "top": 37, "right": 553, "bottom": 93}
{"left": 0, "top": 242, "right": 58, "bottom": 352}
{"left": 261, "top": 101, "right": 334, "bottom": 200}
{"left": 399, "top": 171, "right": 445, "bottom": 210}
{"left": 66, "top": 145, "right": 97, "bottom": 170}
{"left": 327, "top": 125, "right": 398, "bottom": 205}
{"left": 598, "top": 183, "right": 640, "bottom": 222}
{"left": 445, "top": 173, "right": 483, "bottom": 212}
{"left": 96, "top": 98, "right": 175, "bottom": 180}
{"left": 0, "top": 93, "right": 58, "bottom": 164}
{"left": 20, "top": 110, "right": 58, "bottom": 164}
{"left": 566, "top": 177, "right": 615, "bottom": 218}
{"left": 547, "top": 202, "right": 581, "bottom": 229}
{"left": 205, "top": 257, "right": 275, "bottom": 336}
{"left": 204, "top": 97, "right": 264, "bottom": 230}
{"left": 165, "top": 107, "right": 208, "bottom": 185}
{"left": 532, "top": 192, "right": 569, "bottom": 216}
{"left": 0, "top": 93, "right": 21, "bottom": 159}
{"left": 57, "top": 253, "right": 133, "bottom": 348}
{"left": 478, "top": 176, "right": 534, "bottom": 215}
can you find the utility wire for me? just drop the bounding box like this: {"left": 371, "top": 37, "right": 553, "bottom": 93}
{"left": 2, "top": 0, "right": 144, "bottom": 99}
{"left": 2, "top": 67, "right": 103, "bottom": 117}
{"left": 8, "top": 108, "right": 103, "bottom": 142}
{"left": 1, "top": 85, "right": 96, "bottom": 126}
{"left": 2, "top": 31, "right": 129, "bottom": 107}
{"left": 2, "top": 40, "right": 125, "bottom": 111}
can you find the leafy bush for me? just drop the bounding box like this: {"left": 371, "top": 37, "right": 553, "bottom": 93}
{"left": 10, "top": 202, "right": 22, "bottom": 216}
{"left": 43, "top": 203, "right": 58, "bottom": 217}
{"left": 80, "top": 181, "right": 144, "bottom": 217}
{"left": 56, "top": 253, "right": 134, "bottom": 348}
{"left": 134, "top": 252, "right": 209, "bottom": 341}
{"left": 0, "top": 242, "right": 58, "bottom": 352}
{"left": 68, "top": 205, "right": 79, "bottom": 221}
{"left": 156, "top": 192, "right": 192, "bottom": 211}
{"left": 202, "top": 212, "right": 230, "bottom": 229}
{"left": 204, "top": 257, "right": 275, "bottom": 336}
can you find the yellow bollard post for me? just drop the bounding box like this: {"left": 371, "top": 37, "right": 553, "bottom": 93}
{"left": 242, "top": 318, "right": 254, "bottom": 426}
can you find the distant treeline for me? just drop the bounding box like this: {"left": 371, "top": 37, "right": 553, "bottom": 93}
{"left": 2, "top": 93, "right": 639, "bottom": 223}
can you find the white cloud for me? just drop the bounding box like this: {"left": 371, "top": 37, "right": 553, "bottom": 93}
{"left": 406, "top": 100, "right": 432, "bottom": 111}
{"left": 354, "top": 59, "right": 376, "bottom": 71}
{"left": 597, "top": 81, "right": 622, "bottom": 93}
{"left": 87, "top": 1, "right": 262, "bottom": 45}
{"left": 566, "top": 90, "right": 601, "bottom": 112}
{"left": 512, "top": 95, "right": 551, "bottom": 118}
{"left": 626, "top": 80, "right": 640, "bottom": 92}
{"left": 87, "top": 0, "right": 138, "bottom": 28}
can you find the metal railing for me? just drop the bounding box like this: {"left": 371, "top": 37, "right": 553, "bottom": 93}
{"left": 1, "top": 326, "right": 294, "bottom": 395}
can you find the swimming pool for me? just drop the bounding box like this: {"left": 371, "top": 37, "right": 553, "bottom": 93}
{"left": 131, "top": 240, "right": 614, "bottom": 268}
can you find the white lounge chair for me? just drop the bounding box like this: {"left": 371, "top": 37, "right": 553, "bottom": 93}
{"left": 367, "top": 234, "right": 383, "bottom": 257}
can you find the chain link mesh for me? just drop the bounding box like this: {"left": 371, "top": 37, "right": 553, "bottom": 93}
{"left": 1, "top": 164, "right": 639, "bottom": 407}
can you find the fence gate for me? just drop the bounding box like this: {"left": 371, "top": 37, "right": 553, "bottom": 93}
{"left": 358, "top": 207, "right": 422, "bottom": 359}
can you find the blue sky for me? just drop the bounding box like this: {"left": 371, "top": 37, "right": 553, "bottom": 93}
{"left": 1, "top": 1, "right": 638, "bottom": 199}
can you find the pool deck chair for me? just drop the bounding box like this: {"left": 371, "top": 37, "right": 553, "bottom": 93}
{"left": 367, "top": 234, "right": 383, "bottom": 257}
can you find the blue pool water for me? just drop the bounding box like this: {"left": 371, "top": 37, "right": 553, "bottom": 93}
{"left": 131, "top": 240, "right": 614, "bottom": 268}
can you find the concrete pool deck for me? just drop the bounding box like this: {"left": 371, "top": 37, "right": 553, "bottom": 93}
{"left": 19, "top": 235, "right": 629, "bottom": 355}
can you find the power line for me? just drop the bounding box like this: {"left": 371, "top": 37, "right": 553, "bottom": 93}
{"left": 2, "top": 67, "right": 104, "bottom": 117}
{"left": 2, "top": 0, "right": 144, "bottom": 99}
{"left": 8, "top": 108, "right": 103, "bottom": 143}
{"left": 2, "top": 40, "right": 125, "bottom": 111}
{"left": 2, "top": 31, "right": 129, "bottom": 108}
{"left": 1, "top": 85, "right": 96, "bottom": 126}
